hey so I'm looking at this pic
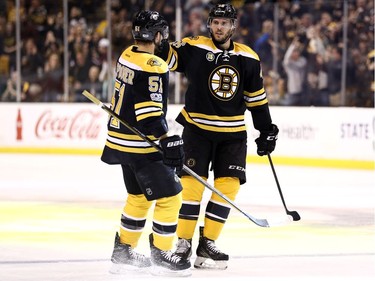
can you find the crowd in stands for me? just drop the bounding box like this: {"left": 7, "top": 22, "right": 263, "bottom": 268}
{"left": 0, "top": 0, "right": 373, "bottom": 107}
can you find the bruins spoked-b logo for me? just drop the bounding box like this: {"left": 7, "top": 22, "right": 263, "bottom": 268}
{"left": 208, "top": 65, "right": 239, "bottom": 100}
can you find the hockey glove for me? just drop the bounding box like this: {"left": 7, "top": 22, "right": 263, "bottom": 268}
{"left": 255, "top": 124, "right": 279, "bottom": 156}
{"left": 160, "top": 135, "right": 184, "bottom": 171}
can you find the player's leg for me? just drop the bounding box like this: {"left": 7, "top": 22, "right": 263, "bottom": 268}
{"left": 110, "top": 164, "right": 153, "bottom": 273}
{"left": 175, "top": 127, "right": 211, "bottom": 260}
{"left": 203, "top": 177, "right": 241, "bottom": 240}
{"left": 135, "top": 159, "right": 191, "bottom": 275}
{"left": 195, "top": 138, "right": 246, "bottom": 269}
{"left": 150, "top": 194, "right": 191, "bottom": 275}
{"left": 175, "top": 175, "right": 206, "bottom": 259}
{"left": 194, "top": 177, "right": 240, "bottom": 270}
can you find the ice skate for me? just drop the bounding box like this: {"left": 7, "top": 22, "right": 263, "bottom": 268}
{"left": 175, "top": 237, "right": 192, "bottom": 260}
{"left": 109, "top": 232, "right": 151, "bottom": 274}
{"left": 149, "top": 233, "right": 191, "bottom": 277}
{"left": 194, "top": 227, "right": 229, "bottom": 270}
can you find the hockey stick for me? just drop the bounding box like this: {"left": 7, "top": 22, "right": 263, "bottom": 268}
{"left": 82, "top": 90, "right": 270, "bottom": 227}
{"left": 267, "top": 152, "right": 301, "bottom": 221}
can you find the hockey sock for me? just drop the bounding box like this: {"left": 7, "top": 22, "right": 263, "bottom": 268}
{"left": 153, "top": 193, "right": 182, "bottom": 251}
{"left": 177, "top": 175, "right": 206, "bottom": 239}
{"left": 119, "top": 194, "right": 152, "bottom": 248}
{"left": 204, "top": 177, "right": 240, "bottom": 241}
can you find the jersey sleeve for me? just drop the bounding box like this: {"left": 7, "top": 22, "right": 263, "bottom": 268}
{"left": 158, "top": 38, "right": 191, "bottom": 73}
{"left": 133, "top": 70, "right": 169, "bottom": 138}
{"left": 244, "top": 59, "right": 273, "bottom": 131}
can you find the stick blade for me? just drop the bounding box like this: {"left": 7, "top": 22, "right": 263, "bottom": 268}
{"left": 248, "top": 216, "right": 270, "bottom": 227}
{"left": 82, "top": 90, "right": 101, "bottom": 105}
{"left": 288, "top": 210, "right": 301, "bottom": 221}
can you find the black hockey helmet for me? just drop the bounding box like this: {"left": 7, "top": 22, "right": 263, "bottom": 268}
{"left": 132, "top": 10, "right": 169, "bottom": 42}
{"left": 208, "top": 3, "right": 237, "bottom": 21}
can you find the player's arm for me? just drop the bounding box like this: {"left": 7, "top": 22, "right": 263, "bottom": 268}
{"left": 244, "top": 59, "right": 273, "bottom": 131}
{"left": 134, "top": 70, "right": 184, "bottom": 169}
{"left": 244, "top": 60, "right": 278, "bottom": 155}
{"left": 133, "top": 71, "right": 169, "bottom": 138}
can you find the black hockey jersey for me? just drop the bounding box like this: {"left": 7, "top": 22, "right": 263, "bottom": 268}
{"left": 160, "top": 36, "right": 272, "bottom": 140}
{"left": 101, "top": 45, "right": 169, "bottom": 164}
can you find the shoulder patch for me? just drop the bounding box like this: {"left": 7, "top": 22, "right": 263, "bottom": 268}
{"left": 147, "top": 58, "right": 162, "bottom": 67}
{"left": 188, "top": 36, "right": 199, "bottom": 40}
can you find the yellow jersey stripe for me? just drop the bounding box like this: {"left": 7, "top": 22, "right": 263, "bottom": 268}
{"left": 181, "top": 109, "right": 246, "bottom": 132}
{"left": 105, "top": 141, "right": 158, "bottom": 153}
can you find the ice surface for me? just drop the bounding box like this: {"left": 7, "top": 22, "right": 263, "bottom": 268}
{"left": 0, "top": 154, "right": 374, "bottom": 280}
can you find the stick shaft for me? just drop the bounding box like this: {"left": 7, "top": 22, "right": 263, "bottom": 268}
{"left": 267, "top": 152, "right": 300, "bottom": 221}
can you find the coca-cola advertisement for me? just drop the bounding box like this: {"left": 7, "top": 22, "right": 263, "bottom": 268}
{"left": 0, "top": 104, "right": 110, "bottom": 150}
{"left": 35, "top": 109, "right": 102, "bottom": 140}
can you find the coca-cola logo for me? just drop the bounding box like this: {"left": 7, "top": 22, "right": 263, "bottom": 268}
{"left": 35, "top": 109, "right": 103, "bottom": 139}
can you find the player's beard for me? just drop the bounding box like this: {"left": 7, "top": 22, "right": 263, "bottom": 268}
{"left": 211, "top": 30, "right": 232, "bottom": 45}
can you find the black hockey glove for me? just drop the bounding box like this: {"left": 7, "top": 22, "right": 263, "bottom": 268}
{"left": 255, "top": 124, "right": 279, "bottom": 156}
{"left": 160, "top": 135, "right": 184, "bottom": 171}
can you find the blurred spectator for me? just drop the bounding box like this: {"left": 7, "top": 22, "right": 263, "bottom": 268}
{"left": 2, "top": 21, "right": 16, "bottom": 68}
{"left": 68, "top": 17, "right": 88, "bottom": 61}
{"left": 44, "top": 12, "right": 64, "bottom": 43}
{"left": 69, "top": 6, "right": 87, "bottom": 30}
{"left": 75, "top": 65, "right": 103, "bottom": 102}
{"left": 27, "top": 0, "right": 47, "bottom": 44}
{"left": 41, "top": 52, "right": 63, "bottom": 102}
{"left": 346, "top": 40, "right": 375, "bottom": 107}
{"left": 183, "top": 6, "right": 206, "bottom": 37}
{"left": 70, "top": 50, "right": 92, "bottom": 98}
{"left": 326, "top": 46, "right": 342, "bottom": 106}
{"left": 6, "top": 0, "right": 27, "bottom": 23}
{"left": 1, "top": 70, "right": 29, "bottom": 102}
{"left": 253, "top": 0, "right": 274, "bottom": 25}
{"left": 236, "top": 4, "right": 257, "bottom": 46}
{"left": 43, "top": 30, "right": 63, "bottom": 60}
{"left": 254, "top": 19, "right": 274, "bottom": 74}
{"left": 307, "top": 53, "right": 330, "bottom": 106}
{"left": 94, "top": 38, "right": 110, "bottom": 83}
{"left": 111, "top": 7, "right": 133, "bottom": 58}
{"left": 280, "top": 37, "right": 307, "bottom": 106}
{"left": 305, "top": 24, "right": 329, "bottom": 106}
{"left": 28, "top": 0, "right": 47, "bottom": 26}
{"left": 21, "top": 38, "right": 44, "bottom": 85}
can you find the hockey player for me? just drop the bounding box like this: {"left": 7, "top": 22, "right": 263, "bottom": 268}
{"left": 158, "top": 3, "right": 278, "bottom": 269}
{"left": 100, "top": 10, "right": 190, "bottom": 276}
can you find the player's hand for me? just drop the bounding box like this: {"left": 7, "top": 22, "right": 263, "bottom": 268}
{"left": 255, "top": 124, "right": 279, "bottom": 156}
{"left": 160, "top": 135, "right": 184, "bottom": 171}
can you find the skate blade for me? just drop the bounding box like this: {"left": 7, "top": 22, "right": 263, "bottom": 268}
{"left": 194, "top": 256, "right": 228, "bottom": 270}
{"left": 150, "top": 265, "right": 192, "bottom": 277}
{"left": 109, "top": 263, "right": 150, "bottom": 275}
